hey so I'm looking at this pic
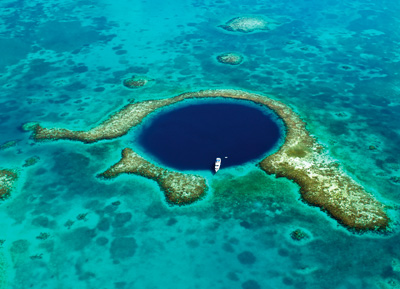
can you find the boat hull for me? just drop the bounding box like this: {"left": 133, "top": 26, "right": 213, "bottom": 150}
{"left": 215, "top": 158, "right": 221, "bottom": 172}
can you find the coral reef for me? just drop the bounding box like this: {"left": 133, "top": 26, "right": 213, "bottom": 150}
{"left": 219, "top": 16, "right": 270, "bottom": 33}
{"left": 21, "top": 122, "right": 39, "bottom": 132}
{"left": 0, "top": 169, "right": 18, "bottom": 199}
{"left": 290, "top": 229, "right": 309, "bottom": 241}
{"left": 30, "top": 89, "right": 389, "bottom": 231}
{"left": 122, "top": 75, "right": 152, "bottom": 89}
{"left": 100, "top": 148, "right": 207, "bottom": 205}
{"left": 216, "top": 53, "right": 243, "bottom": 65}
{"left": 112, "top": 200, "right": 121, "bottom": 206}
{"left": 257, "top": 93, "right": 389, "bottom": 230}
{"left": 30, "top": 254, "right": 43, "bottom": 260}
{"left": 22, "top": 156, "right": 40, "bottom": 167}
{"left": 64, "top": 219, "right": 74, "bottom": 229}
{"left": 36, "top": 232, "right": 50, "bottom": 240}
{"left": 32, "top": 98, "right": 176, "bottom": 143}
{"left": 76, "top": 213, "right": 88, "bottom": 221}
{"left": 389, "top": 176, "right": 400, "bottom": 185}
{"left": 0, "top": 140, "right": 18, "bottom": 150}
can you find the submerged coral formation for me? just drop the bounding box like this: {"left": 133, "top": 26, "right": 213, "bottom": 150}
{"left": 216, "top": 53, "right": 244, "bottom": 65}
{"left": 122, "top": 75, "right": 152, "bottom": 89}
{"left": 30, "top": 89, "right": 389, "bottom": 231}
{"left": 100, "top": 148, "right": 207, "bottom": 205}
{"left": 22, "top": 156, "right": 40, "bottom": 167}
{"left": 21, "top": 122, "right": 39, "bottom": 132}
{"left": 219, "top": 16, "right": 270, "bottom": 33}
{"left": 389, "top": 176, "right": 400, "bottom": 185}
{"left": 0, "top": 169, "right": 18, "bottom": 199}
{"left": 0, "top": 140, "right": 18, "bottom": 150}
{"left": 290, "top": 229, "right": 309, "bottom": 241}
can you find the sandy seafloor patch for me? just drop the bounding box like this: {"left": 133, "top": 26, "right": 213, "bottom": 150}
{"left": 0, "top": 0, "right": 399, "bottom": 288}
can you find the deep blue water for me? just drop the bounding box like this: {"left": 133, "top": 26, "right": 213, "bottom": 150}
{"left": 138, "top": 101, "right": 282, "bottom": 170}
{"left": 0, "top": 0, "right": 399, "bottom": 288}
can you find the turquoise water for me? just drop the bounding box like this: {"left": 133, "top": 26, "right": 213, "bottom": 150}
{"left": 0, "top": 0, "right": 399, "bottom": 288}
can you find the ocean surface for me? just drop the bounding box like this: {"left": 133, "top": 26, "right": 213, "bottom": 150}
{"left": 0, "top": 0, "right": 399, "bottom": 288}
{"left": 136, "top": 99, "right": 283, "bottom": 171}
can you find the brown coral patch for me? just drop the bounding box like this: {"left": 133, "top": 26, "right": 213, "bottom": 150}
{"left": 122, "top": 76, "right": 152, "bottom": 89}
{"left": 216, "top": 53, "right": 243, "bottom": 65}
{"left": 0, "top": 169, "right": 18, "bottom": 199}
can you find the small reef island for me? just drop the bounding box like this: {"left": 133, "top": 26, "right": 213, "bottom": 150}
{"left": 28, "top": 89, "right": 389, "bottom": 231}
{"left": 216, "top": 53, "right": 244, "bottom": 65}
{"left": 122, "top": 75, "right": 153, "bottom": 89}
{"left": 219, "top": 16, "right": 277, "bottom": 33}
{"left": 0, "top": 169, "right": 18, "bottom": 199}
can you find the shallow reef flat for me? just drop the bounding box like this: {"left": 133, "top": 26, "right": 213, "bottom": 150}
{"left": 99, "top": 148, "right": 207, "bottom": 205}
{"left": 30, "top": 89, "right": 389, "bottom": 231}
{"left": 0, "top": 169, "right": 18, "bottom": 199}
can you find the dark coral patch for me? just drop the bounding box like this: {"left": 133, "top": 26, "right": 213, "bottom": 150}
{"left": 96, "top": 237, "right": 109, "bottom": 246}
{"left": 112, "top": 212, "right": 132, "bottom": 228}
{"left": 23, "top": 156, "right": 40, "bottom": 167}
{"left": 290, "top": 229, "right": 309, "bottom": 241}
{"left": 110, "top": 237, "right": 137, "bottom": 259}
{"left": 242, "top": 280, "right": 261, "bottom": 289}
{"left": 237, "top": 251, "right": 256, "bottom": 265}
{"left": 216, "top": 52, "right": 244, "bottom": 65}
{"left": 122, "top": 75, "right": 152, "bottom": 89}
{"left": 72, "top": 65, "right": 89, "bottom": 73}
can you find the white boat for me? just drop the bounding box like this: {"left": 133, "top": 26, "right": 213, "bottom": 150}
{"left": 215, "top": 158, "right": 221, "bottom": 172}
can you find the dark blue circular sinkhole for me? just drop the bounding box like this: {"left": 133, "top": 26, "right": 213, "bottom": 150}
{"left": 136, "top": 99, "right": 284, "bottom": 171}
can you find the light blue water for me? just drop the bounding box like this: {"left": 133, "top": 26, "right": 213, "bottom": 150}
{"left": 0, "top": 0, "right": 399, "bottom": 288}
